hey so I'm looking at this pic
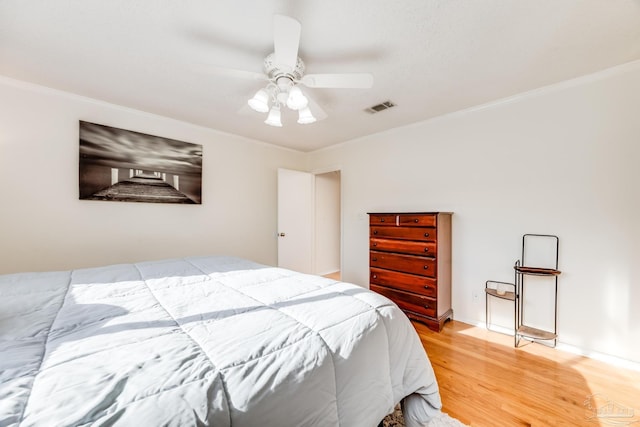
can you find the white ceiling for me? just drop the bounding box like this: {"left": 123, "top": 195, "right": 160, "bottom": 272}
{"left": 1, "top": 1, "right": 639, "bottom": 152}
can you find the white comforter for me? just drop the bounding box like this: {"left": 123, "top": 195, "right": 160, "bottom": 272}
{"left": 0, "top": 256, "right": 442, "bottom": 427}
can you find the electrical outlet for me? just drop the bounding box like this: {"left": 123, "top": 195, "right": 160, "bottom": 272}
{"left": 472, "top": 291, "right": 480, "bottom": 303}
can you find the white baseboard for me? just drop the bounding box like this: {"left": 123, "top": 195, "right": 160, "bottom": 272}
{"left": 453, "top": 317, "right": 640, "bottom": 372}
{"left": 556, "top": 343, "right": 640, "bottom": 373}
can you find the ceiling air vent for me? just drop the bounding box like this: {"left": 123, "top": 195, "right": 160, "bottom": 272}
{"left": 365, "top": 101, "right": 395, "bottom": 114}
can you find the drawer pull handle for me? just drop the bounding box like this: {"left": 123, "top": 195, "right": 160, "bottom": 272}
{"left": 423, "top": 265, "right": 429, "bottom": 270}
{"left": 424, "top": 233, "right": 430, "bottom": 237}
{"left": 373, "top": 242, "right": 377, "bottom": 246}
{"left": 424, "top": 247, "right": 429, "bottom": 252}
{"left": 373, "top": 230, "right": 378, "bottom": 235}
{"left": 373, "top": 257, "right": 378, "bottom": 262}
{"left": 380, "top": 218, "right": 385, "bottom": 222}
{"left": 424, "top": 304, "right": 430, "bottom": 309}
{"left": 424, "top": 285, "right": 430, "bottom": 289}
{"left": 414, "top": 219, "right": 419, "bottom": 223}
{"left": 373, "top": 274, "right": 378, "bottom": 279}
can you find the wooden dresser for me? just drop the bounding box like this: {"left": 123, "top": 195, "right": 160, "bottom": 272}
{"left": 368, "top": 212, "right": 452, "bottom": 332}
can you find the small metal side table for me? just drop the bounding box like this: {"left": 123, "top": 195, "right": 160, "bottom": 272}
{"left": 485, "top": 280, "right": 516, "bottom": 335}
{"left": 514, "top": 234, "right": 561, "bottom": 348}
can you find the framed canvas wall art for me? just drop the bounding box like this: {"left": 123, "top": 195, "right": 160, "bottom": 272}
{"left": 79, "top": 121, "right": 202, "bottom": 204}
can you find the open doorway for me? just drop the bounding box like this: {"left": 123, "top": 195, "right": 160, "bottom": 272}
{"left": 277, "top": 168, "right": 341, "bottom": 277}
{"left": 314, "top": 170, "right": 341, "bottom": 279}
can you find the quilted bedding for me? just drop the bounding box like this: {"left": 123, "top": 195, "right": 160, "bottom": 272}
{"left": 0, "top": 256, "right": 442, "bottom": 427}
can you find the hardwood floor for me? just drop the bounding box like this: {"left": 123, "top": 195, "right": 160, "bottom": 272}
{"left": 323, "top": 271, "right": 341, "bottom": 280}
{"left": 413, "top": 320, "right": 640, "bottom": 426}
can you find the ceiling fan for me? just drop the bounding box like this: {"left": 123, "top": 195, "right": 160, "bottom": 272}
{"left": 213, "top": 15, "right": 374, "bottom": 127}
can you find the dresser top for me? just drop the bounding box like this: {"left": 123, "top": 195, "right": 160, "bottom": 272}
{"left": 367, "top": 212, "right": 453, "bottom": 215}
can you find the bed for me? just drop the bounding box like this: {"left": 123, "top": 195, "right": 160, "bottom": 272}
{"left": 0, "top": 256, "right": 442, "bottom": 427}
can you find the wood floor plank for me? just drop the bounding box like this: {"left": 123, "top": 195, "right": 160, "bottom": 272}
{"left": 413, "top": 320, "right": 640, "bottom": 426}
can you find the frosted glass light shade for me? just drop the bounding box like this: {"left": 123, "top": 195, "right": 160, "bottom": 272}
{"left": 265, "top": 105, "right": 283, "bottom": 127}
{"left": 248, "top": 89, "right": 269, "bottom": 113}
{"left": 297, "top": 106, "right": 316, "bottom": 124}
{"left": 286, "top": 86, "right": 308, "bottom": 110}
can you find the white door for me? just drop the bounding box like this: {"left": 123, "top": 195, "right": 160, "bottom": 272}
{"left": 277, "top": 168, "right": 314, "bottom": 273}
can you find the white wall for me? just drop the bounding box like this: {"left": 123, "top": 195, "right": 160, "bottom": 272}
{"left": 308, "top": 61, "right": 640, "bottom": 364}
{"left": 0, "top": 76, "right": 305, "bottom": 273}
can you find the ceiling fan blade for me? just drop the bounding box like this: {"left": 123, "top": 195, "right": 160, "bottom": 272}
{"left": 273, "top": 15, "right": 301, "bottom": 72}
{"left": 300, "top": 73, "right": 374, "bottom": 89}
{"left": 198, "top": 64, "right": 268, "bottom": 81}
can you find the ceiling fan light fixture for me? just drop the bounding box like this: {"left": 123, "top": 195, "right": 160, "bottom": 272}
{"left": 248, "top": 89, "right": 270, "bottom": 113}
{"left": 297, "top": 106, "right": 316, "bottom": 124}
{"left": 286, "top": 86, "right": 308, "bottom": 110}
{"left": 276, "top": 91, "right": 289, "bottom": 105}
{"left": 236, "top": 15, "right": 371, "bottom": 127}
{"left": 265, "top": 105, "right": 283, "bottom": 127}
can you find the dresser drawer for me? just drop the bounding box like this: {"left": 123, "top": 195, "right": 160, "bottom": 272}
{"left": 370, "top": 238, "right": 437, "bottom": 256}
{"left": 370, "top": 267, "right": 437, "bottom": 298}
{"left": 398, "top": 214, "right": 436, "bottom": 227}
{"left": 371, "top": 285, "right": 437, "bottom": 318}
{"left": 370, "top": 251, "right": 436, "bottom": 277}
{"left": 370, "top": 226, "right": 436, "bottom": 241}
{"left": 369, "top": 214, "right": 397, "bottom": 226}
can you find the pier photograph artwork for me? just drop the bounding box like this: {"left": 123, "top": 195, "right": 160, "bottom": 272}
{"left": 79, "top": 121, "right": 202, "bottom": 204}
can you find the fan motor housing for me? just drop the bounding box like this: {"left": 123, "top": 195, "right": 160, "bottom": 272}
{"left": 264, "top": 53, "right": 305, "bottom": 81}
